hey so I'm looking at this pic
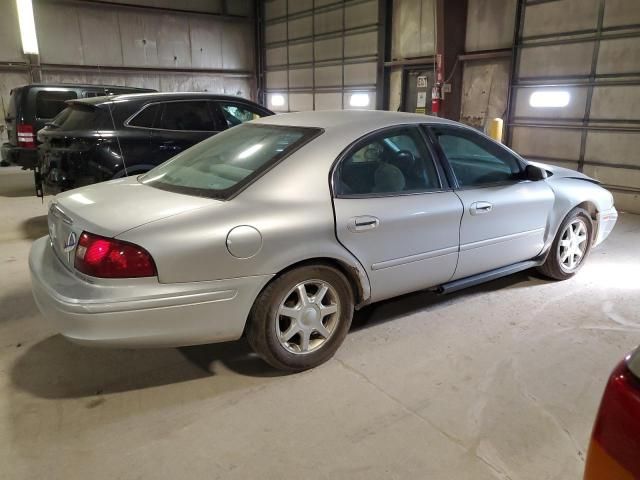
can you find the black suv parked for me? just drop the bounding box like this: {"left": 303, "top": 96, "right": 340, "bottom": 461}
{"left": 2, "top": 84, "right": 155, "bottom": 169}
{"left": 36, "top": 92, "right": 273, "bottom": 194}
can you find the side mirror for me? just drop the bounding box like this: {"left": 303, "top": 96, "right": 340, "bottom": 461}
{"left": 525, "top": 164, "right": 548, "bottom": 181}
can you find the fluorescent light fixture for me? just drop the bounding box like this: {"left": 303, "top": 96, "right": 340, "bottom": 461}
{"left": 16, "top": 0, "right": 39, "bottom": 55}
{"left": 349, "top": 93, "right": 370, "bottom": 108}
{"left": 529, "top": 90, "right": 570, "bottom": 108}
{"left": 238, "top": 143, "right": 263, "bottom": 159}
{"left": 270, "top": 94, "right": 285, "bottom": 107}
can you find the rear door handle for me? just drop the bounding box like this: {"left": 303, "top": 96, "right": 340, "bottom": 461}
{"left": 470, "top": 201, "right": 493, "bottom": 215}
{"left": 348, "top": 216, "right": 380, "bottom": 232}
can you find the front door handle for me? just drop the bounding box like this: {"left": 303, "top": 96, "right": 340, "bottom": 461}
{"left": 348, "top": 216, "right": 380, "bottom": 232}
{"left": 470, "top": 201, "right": 493, "bottom": 215}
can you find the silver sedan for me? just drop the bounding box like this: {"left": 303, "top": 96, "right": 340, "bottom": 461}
{"left": 30, "top": 111, "right": 618, "bottom": 371}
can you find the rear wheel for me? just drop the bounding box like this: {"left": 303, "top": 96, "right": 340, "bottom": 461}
{"left": 246, "top": 265, "right": 354, "bottom": 372}
{"left": 537, "top": 207, "right": 593, "bottom": 280}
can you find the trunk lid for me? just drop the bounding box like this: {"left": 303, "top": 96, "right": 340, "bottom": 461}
{"left": 48, "top": 177, "right": 220, "bottom": 269}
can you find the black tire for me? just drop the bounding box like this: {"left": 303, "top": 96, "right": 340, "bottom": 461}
{"left": 246, "top": 264, "right": 354, "bottom": 372}
{"left": 537, "top": 207, "right": 594, "bottom": 280}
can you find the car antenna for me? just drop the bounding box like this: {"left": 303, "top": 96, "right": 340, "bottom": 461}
{"left": 98, "top": 65, "right": 128, "bottom": 177}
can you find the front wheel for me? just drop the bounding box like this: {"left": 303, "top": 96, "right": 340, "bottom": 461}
{"left": 537, "top": 207, "right": 593, "bottom": 280}
{"left": 246, "top": 264, "right": 354, "bottom": 372}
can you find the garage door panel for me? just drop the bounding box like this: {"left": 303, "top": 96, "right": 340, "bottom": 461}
{"left": 289, "top": 68, "right": 313, "bottom": 88}
{"left": 583, "top": 165, "right": 640, "bottom": 190}
{"left": 597, "top": 38, "right": 640, "bottom": 75}
{"left": 315, "top": 65, "right": 342, "bottom": 87}
{"left": 315, "top": 37, "right": 343, "bottom": 62}
{"left": 512, "top": 127, "right": 582, "bottom": 161}
{"left": 514, "top": 86, "right": 588, "bottom": 120}
{"left": 288, "top": 42, "right": 313, "bottom": 64}
{"left": 519, "top": 43, "right": 595, "bottom": 78}
{"left": 590, "top": 85, "right": 640, "bottom": 121}
{"left": 314, "top": 8, "right": 343, "bottom": 35}
{"left": 345, "top": 31, "right": 378, "bottom": 58}
{"left": 288, "top": 16, "right": 312, "bottom": 40}
{"left": 266, "top": 70, "right": 287, "bottom": 89}
{"left": 289, "top": 93, "right": 314, "bottom": 111}
{"left": 585, "top": 132, "right": 640, "bottom": 167}
{"left": 344, "top": 62, "right": 377, "bottom": 86}
{"left": 266, "top": 47, "right": 287, "bottom": 67}
{"left": 345, "top": 1, "right": 378, "bottom": 29}
{"left": 522, "top": 0, "right": 599, "bottom": 38}
{"left": 603, "top": 0, "right": 640, "bottom": 28}
{"left": 315, "top": 92, "right": 342, "bottom": 110}
{"left": 265, "top": 21, "right": 286, "bottom": 44}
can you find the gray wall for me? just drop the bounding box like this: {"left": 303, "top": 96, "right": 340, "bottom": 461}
{"left": 0, "top": 0, "right": 256, "bottom": 143}
{"left": 0, "top": 1, "right": 30, "bottom": 143}
{"left": 263, "top": 0, "right": 379, "bottom": 112}
{"left": 509, "top": 0, "right": 640, "bottom": 213}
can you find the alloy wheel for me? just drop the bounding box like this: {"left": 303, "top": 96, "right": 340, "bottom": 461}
{"left": 275, "top": 280, "right": 340, "bottom": 354}
{"left": 558, "top": 219, "right": 588, "bottom": 272}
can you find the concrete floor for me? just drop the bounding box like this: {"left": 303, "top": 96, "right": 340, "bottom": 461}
{"left": 1, "top": 166, "right": 639, "bottom": 480}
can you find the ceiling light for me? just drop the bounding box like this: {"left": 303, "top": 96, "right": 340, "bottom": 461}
{"left": 16, "top": 0, "right": 39, "bottom": 55}
{"left": 349, "top": 93, "right": 370, "bottom": 108}
{"left": 529, "top": 90, "right": 570, "bottom": 108}
{"left": 270, "top": 94, "right": 285, "bottom": 107}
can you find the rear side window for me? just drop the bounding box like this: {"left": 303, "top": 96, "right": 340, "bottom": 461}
{"left": 128, "top": 104, "right": 161, "bottom": 128}
{"left": 218, "top": 103, "right": 265, "bottom": 128}
{"left": 157, "top": 101, "right": 216, "bottom": 131}
{"left": 336, "top": 127, "right": 441, "bottom": 196}
{"left": 36, "top": 90, "right": 77, "bottom": 119}
{"left": 50, "top": 104, "right": 106, "bottom": 131}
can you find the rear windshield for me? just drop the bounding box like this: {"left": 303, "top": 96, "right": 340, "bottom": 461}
{"left": 49, "top": 104, "right": 107, "bottom": 131}
{"left": 140, "top": 123, "right": 321, "bottom": 199}
{"left": 36, "top": 90, "right": 78, "bottom": 119}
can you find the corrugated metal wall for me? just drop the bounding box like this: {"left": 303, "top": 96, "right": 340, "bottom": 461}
{"left": 1, "top": 0, "right": 256, "bottom": 143}
{"left": 263, "top": 0, "right": 380, "bottom": 112}
{"left": 508, "top": 0, "right": 640, "bottom": 213}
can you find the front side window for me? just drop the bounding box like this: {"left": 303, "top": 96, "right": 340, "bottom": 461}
{"left": 140, "top": 124, "right": 320, "bottom": 199}
{"left": 157, "top": 101, "right": 216, "bottom": 131}
{"left": 36, "top": 90, "right": 78, "bottom": 119}
{"left": 218, "top": 103, "right": 264, "bottom": 128}
{"left": 431, "top": 127, "right": 523, "bottom": 187}
{"left": 335, "top": 127, "right": 440, "bottom": 196}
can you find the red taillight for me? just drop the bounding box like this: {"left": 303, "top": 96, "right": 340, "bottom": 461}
{"left": 17, "top": 123, "right": 35, "bottom": 148}
{"left": 585, "top": 360, "right": 640, "bottom": 479}
{"left": 75, "top": 232, "right": 156, "bottom": 278}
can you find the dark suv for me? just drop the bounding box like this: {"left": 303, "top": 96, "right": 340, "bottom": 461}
{"left": 36, "top": 92, "right": 273, "bottom": 194}
{"left": 2, "top": 84, "right": 155, "bottom": 169}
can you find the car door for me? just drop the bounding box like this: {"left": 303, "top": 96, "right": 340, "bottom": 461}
{"left": 427, "top": 125, "right": 555, "bottom": 280}
{"left": 149, "top": 100, "right": 220, "bottom": 165}
{"left": 332, "top": 126, "right": 463, "bottom": 303}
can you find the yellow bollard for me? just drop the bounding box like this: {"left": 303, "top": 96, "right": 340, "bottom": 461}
{"left": 487, "top": 118, "right": 504, "bottom": 143}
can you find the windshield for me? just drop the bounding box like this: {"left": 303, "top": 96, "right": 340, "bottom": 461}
{"left": 140, "top": 123, "right": 321, "bottom": 199}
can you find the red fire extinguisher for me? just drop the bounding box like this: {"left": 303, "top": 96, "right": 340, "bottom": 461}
{"left": 431, "top": 84, "right": 441, "bottom": 115}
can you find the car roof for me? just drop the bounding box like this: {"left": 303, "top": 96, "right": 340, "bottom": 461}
{"left": 72, "top": 91, "right": 264, "bottom": 107}
{"left": 14, "top": 84, "right": 154, "bottom": 91}
{"left": 253, "top": 110, "right": 461, "bottom": 135}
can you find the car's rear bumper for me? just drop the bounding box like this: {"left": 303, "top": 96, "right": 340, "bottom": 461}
{"left": 594, "top": 207, "right": 618, "bottom": 247}
{"left": 1, "top": 143, "right": 38, "bottom": 169}
{"left": 29, "top": 236, "right": 273, "bottom": 347}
